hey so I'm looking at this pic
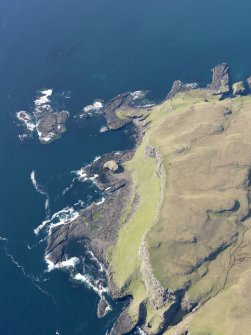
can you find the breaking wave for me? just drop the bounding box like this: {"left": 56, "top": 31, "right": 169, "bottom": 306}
{"left": 78, "top": 101, "right": 103, "bottom": 118}
{"left": 45, "top": 255, "right": 80, "bottom": 272}
{"left": 73, "top": 272, "right": 108, "bottom": 296}
{"left": 34, "top": 89, "right": 53, "bottom": 106}
{"left": 34, "top": 206, "right": 79, "bottom": 235}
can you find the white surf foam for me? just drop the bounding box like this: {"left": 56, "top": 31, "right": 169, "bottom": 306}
{"left": 131, "top": 90, "right": 144, "bottom": 100}
{"left": 74, "top": 167, "right": 87, "bottom": 180}
{"left": 95, "top": 197, "right": 105, "bottom": 206}
{"left": 34, "top": 89, "right": 53, "bottom": 106}
{"left": 31, "top": 170, "right": 47, "bottom": 196}
{"left": 61, "top": 179, "right": 76, "bottom": 195}
{"left": 45, "top": 255, "right": 80, "bottom": 272}
{"left": 83, "top": 101, "right": 103, "bottom": 113}
{"left": 16, "top": 111, "right": 36, "bottom": 132}
{"left": 72, "top": 167, "right": 99, "bottom": 185}
{"left": 34, "top": 206, "right": 79, "bottom": 235}
{"left": 140, "top": 103, "right": 155, "bottom": 108}
{"left": 93, "top": 156, "right": 101, "bottom": 162}
{"left": 85, "top": 250, "right": 106, "bottom": 274}
{"left": 73, "top": 272, "right": 108, "bottom": 296}
{"left": 99, "top": 126, "right": 108, "bottom": 133}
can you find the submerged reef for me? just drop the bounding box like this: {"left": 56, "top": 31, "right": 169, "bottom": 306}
{"left": 45, "top": 64, "right": 251, "bottom": 335}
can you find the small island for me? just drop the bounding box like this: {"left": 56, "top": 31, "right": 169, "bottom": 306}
{"left": 16, "top": 89, "right": 69, "bottom": 144}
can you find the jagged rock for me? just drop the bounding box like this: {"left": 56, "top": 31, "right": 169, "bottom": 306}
{"left": 110, "top": 308, "right": 137, "bottom": 335}
{"left": 97, "top": 296, "right": 110, "bottom": 318}
{"left": 102, "top": 92, "right": 134, "bottom": 129}
{"left": 232, "top": 81, "right": 246, "bottom": 95}
{"left": 166, "top": 80, "right": 198, "bottom": 99}
{"left": 103, "top": 160, "right": 119, "bottom": 173}
{"left": 145, "top": 145, "right": 156, "bottom": 158}
{"left": 223, "top": 108, "right": 232, "bottom": 116}
{"left": 208, "top": 63, "right": 230, "bottom": 95}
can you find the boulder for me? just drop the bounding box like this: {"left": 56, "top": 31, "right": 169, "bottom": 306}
{"left": 103, "top": 160, "right": 119, "bottom": 173}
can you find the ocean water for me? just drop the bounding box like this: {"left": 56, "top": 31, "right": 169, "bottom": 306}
{"left": 1, "top": 0, "right": 251, "bottom": 334}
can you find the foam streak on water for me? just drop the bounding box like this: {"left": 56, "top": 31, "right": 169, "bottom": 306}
{"left": 0, "top": 236, "right": 57, "bottom": 306}
{"left": 31, "top": 170, "right": 50, "bottom": 218}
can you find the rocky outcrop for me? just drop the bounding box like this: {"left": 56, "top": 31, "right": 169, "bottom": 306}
{"left": 97, "top": 296, "right": 110, "bottom": 318}
{"left": 208, "top": 63, "right": 230, "bottom": 95}
{"left": 36, "top": 110, "right": 69, "bottom": 143}
{"left": 145, "top": 145, "right": 156, "bottom": 158}
{"left": 166, "top": 80, "right": 198, "bottom": 100}
{"left": 139, "top": 237, "right": 171, "bottom": 310}
{"left": 110, "top": 308, "right": 138, "bottom": 335}
{"left": 103, "top": 160, "right": 119, "bottom": 173}
{"left": 232, "top": 81, "right": 246, "bottom": 95}
{"left": 102, "top": 92, "right": 135, "bottom": 129}
{"left": 102, "top": 91, "right": 151, "bottom": 130}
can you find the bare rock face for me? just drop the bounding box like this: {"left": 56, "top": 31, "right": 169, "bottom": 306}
{"left": 103, "top": 160, "right": 119, "bottom": 173}
{"left": 208, "top": 63, "right": 230, "bottom": 95}
{"left": 232, "top": 81, "right": 246, "bottom": 95}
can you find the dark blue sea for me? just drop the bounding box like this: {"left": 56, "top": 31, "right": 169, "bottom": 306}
{"left": 1, "top": 0, "right": 251, "bottom": 334}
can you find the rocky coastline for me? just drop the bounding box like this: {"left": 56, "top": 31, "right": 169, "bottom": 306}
{"left": 44, "top": 64, "right": 251, "bottom": 335}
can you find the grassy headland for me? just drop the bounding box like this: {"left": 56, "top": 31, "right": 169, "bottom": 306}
{"left": 110, "top": 88, "right": 251, "bottom": 334}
